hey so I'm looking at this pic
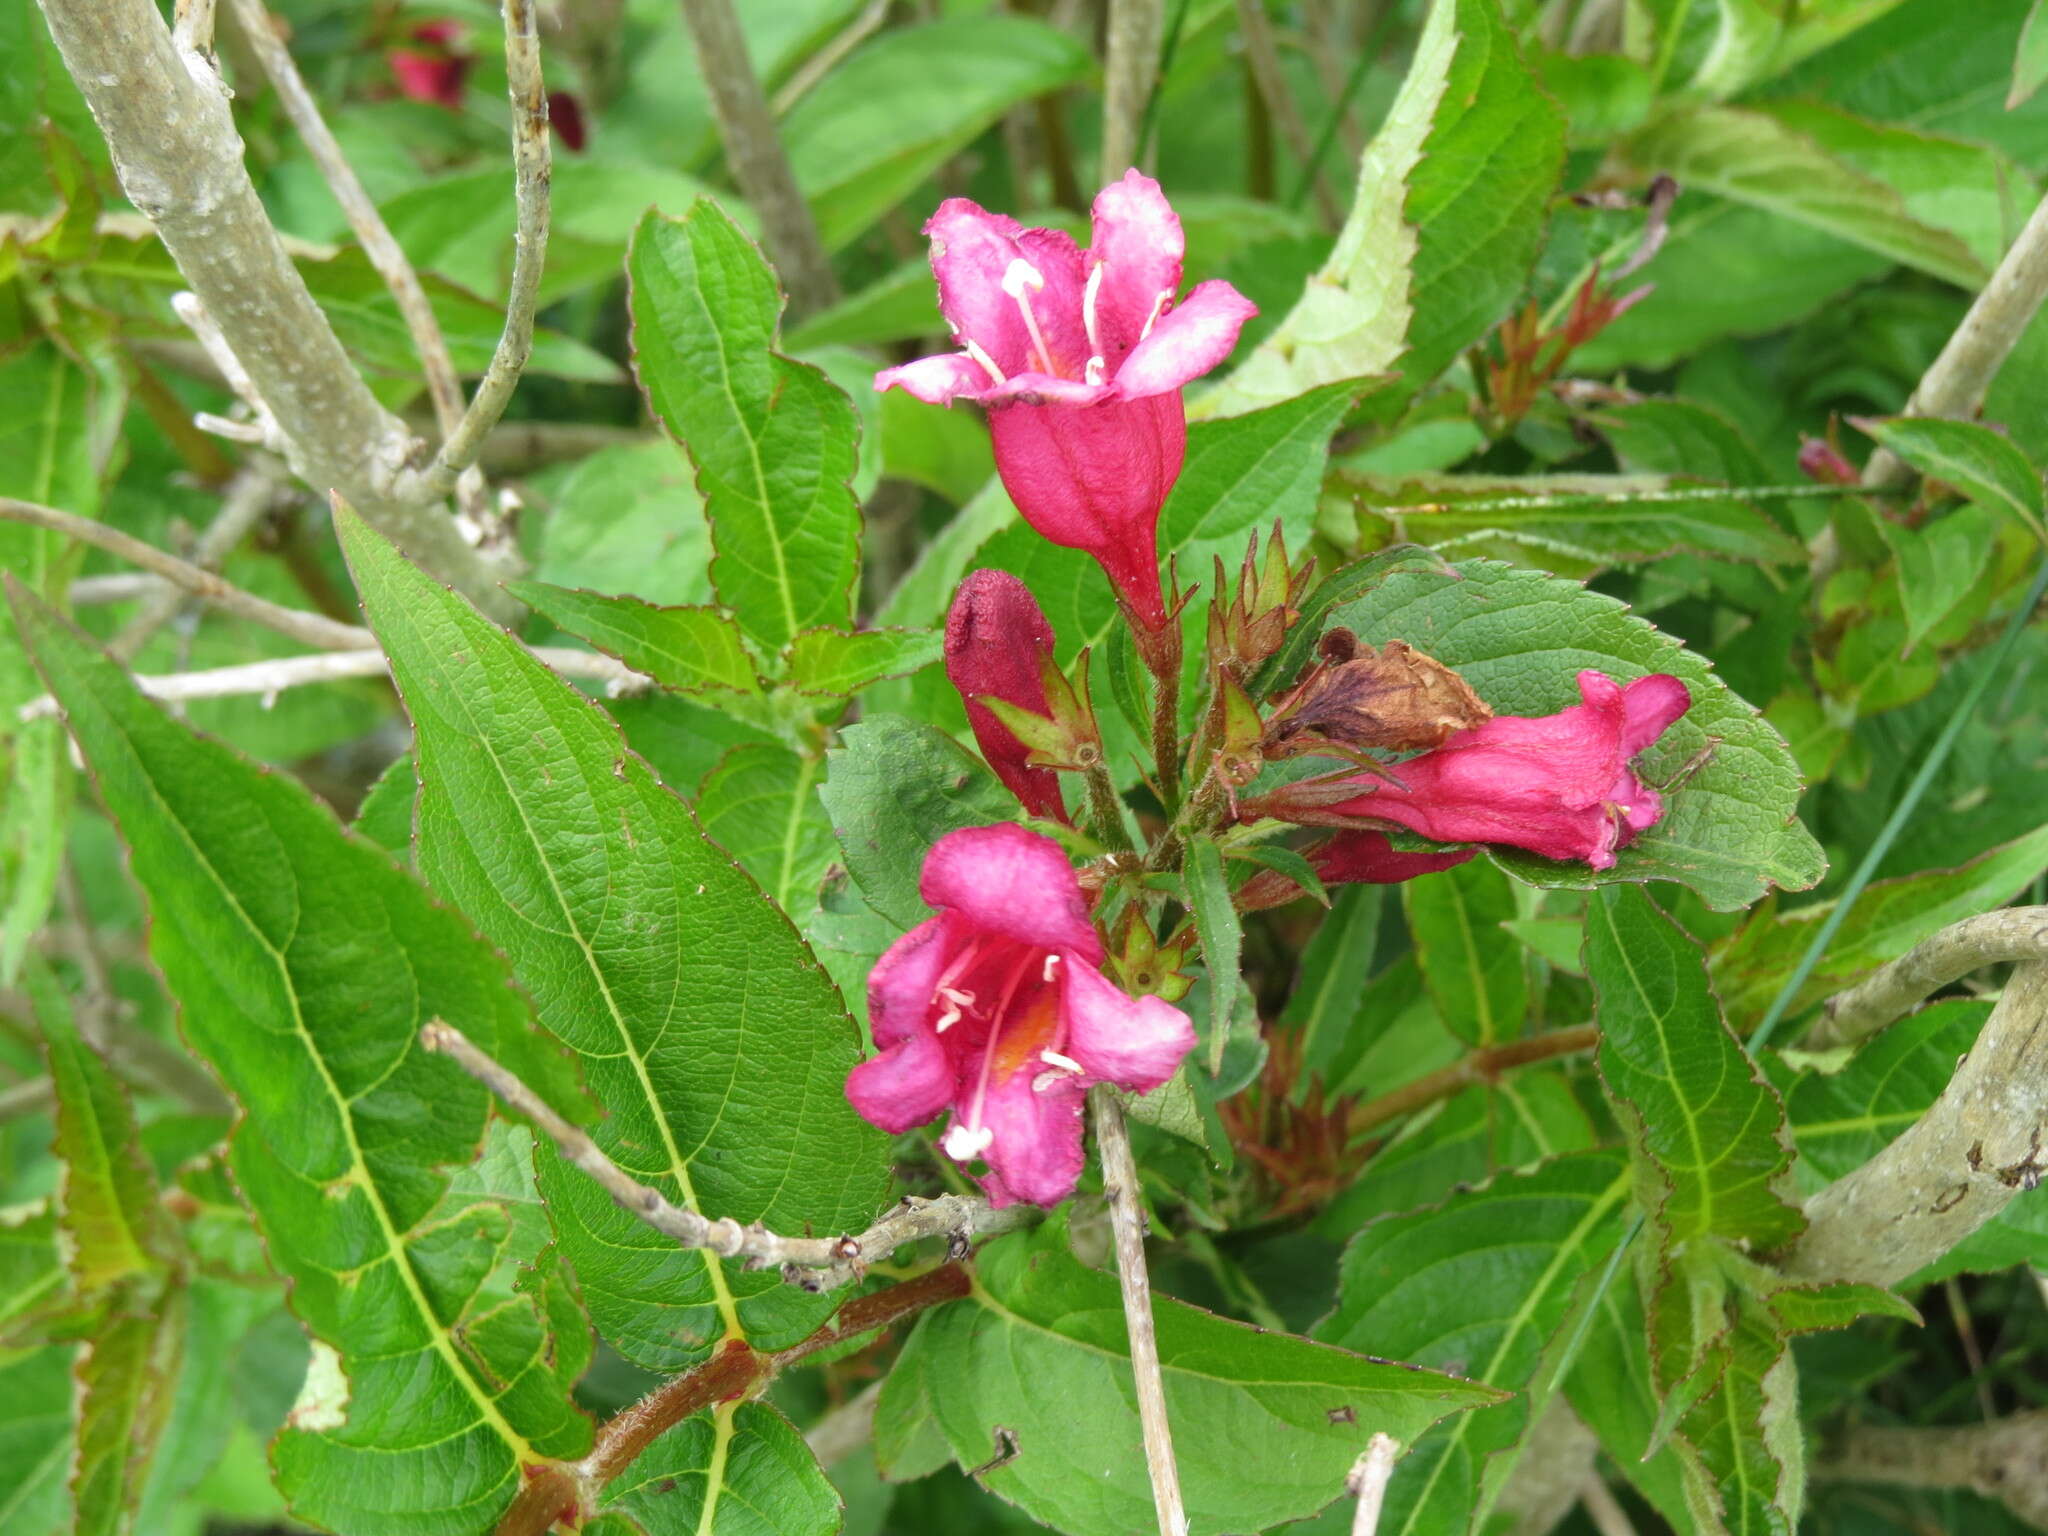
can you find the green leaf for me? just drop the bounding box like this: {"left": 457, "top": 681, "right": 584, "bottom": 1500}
{"left": 784, "top": 627, "right": 944, "bottom": 696}
{"left": 782, "top": 17, "right": 1091, "bottom": 251}
{"left": 1880, "top": 505, "right": 2001, "bottom": 654}
{"left": 1316, "top": 1151, "right": 1633, "bottom": 1536}
{"left": 1282, "top": 885, "right": 1385, "bottom": 1075}
{"left": 2016, "top": 0, "right": 2048, "bottom": 106}
{"left": 1709, "top": 820, "right": 2048, "bottom": 1028}
{"left": 351, "top": 752, "right": 415, "bottom": 856}
{"left": 1622, "top": 107, "right": 1986, "bottom": 289}
{"left": 338, "top": 506, "right": 888, "bottom": 1373}
{"left": 1184, "top": 837, "right": 1243, "bottom": 1076}
{"left": 1587, "top": 886, "right": 1802, "bottom": 1252}
{"left": 0, "top": 342, "right": 104, "bottom": 985}
{"left": 0, "top": 1203, "right": 68, "bottom": 1345}
{"left": 1208, "top": 0, "right": 1564, "bottom": 415}
{"left": 527, "top": 440, "right": 714, "bottom": 609}
{"left": 0, "top": 1346, "right": 73, "bottom": 1535}
{"left": 1402, "top": 857, "right": 1527, "bottom": 1048}
{"left": 10, "top": 586, "right": 594, "bottom": 1536}
{"left": 1322, "top": 560, "right": 1825, "bottom": 910}
{"left": 785, "top": 258, "right": 939, "bottom": 352}
{"left": 592, "top": 1402, "right": 841, "bottom": 1536}
{"left": 1253, "top": 545, "right": 1458, "bottom": 697}
{"left": 818, "top": 715, "right": 1018, "bottom": 932}
{"left": 73, "top": 1300, "right": 181, "bottom": 1536}
{"left": 904, "top": 1227, "right": 1504, "bottom": 1536}
{"left": 628, "top": 201, "right": 861, "bottom": 652}
{"left": 697, "top": 743, "right": 836, "bottom": 918}
{"left": 1369, "top": 473, "right": 1805, "bottom": 569}
{"left": 1854, "top": 416, "right": 2048, "bottom": 541}
{"left": 28, "top": 961, "right": 163, "bottom": 1293}
{"left": 1560, "top": 1278, "right": 1703, "bottom": 1531}
{"left": 511, "top": 581, "right": 763, "bottom": 695}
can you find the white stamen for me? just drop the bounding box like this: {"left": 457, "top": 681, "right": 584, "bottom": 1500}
{"left": 962, "top": 337, "right": 1007, "bottom": 386}
{"left": 1082, "top": 263, "right": 1105, "bottom": 355}
{"left": 934, "top": 985, "right": 975, "bottom": 1033}
{"left": 1139, "top": 287, "right": 1171, "bottom": 342}
{"left": 1002, "top": 257, "right": 1055, "bottom": 374}
{"left": 1040, "top": 1049, "right": 1083, "bottom": 1075}
{"left": 1084, "top": 356, "right": 1106, "bottom": 385}
{"left": 942, "top": 1123, "right": 994, "bottom": 1162}
{"left": 1001, "top": 258, "right": 1045, "bottom": 299}
{"left": 1041, "top": 953, "right": 1062, "bottom": 983}
{"left": 1032, "top": 1070, "right": 1065, "bottom": 1093}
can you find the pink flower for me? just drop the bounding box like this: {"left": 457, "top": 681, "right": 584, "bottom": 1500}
{"left": 945, "top": 570, "right": 1067, "bottom": 824}
{"left": 876, "top": 172, "right": 1257, "bottom": 629}
{"left": 389, "top": 20, "right": 471, "bottom": 109}
{"left": 1313, "top": 830, "right": 1475, "bottom": 885}
{"left": 1326, "top": 671, "right": 1692, "bottom": 870}
{"left": 845, "top": 825, "right": 1197, "bottom": 1207}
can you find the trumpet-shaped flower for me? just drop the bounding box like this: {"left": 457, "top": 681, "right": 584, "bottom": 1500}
{"left": 1325, "top": 671, "right": 1691, "bottom": 870}
{"left": 845, "top": 824, "right": 1196, "bottom": 1207}
{"left": 876, "top": 172, "right": 1257, "bottom": 628}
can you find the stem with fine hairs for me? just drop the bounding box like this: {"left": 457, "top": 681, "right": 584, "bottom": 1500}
{"left": 1091, "top": 1084, "right": 1187, "bottom": 1536}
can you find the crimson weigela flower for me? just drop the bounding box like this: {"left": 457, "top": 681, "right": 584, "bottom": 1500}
{"left": 877, "top": 172, "right": 1257, "bottom": 630}
{"left": 945, "top": 570, "right": 1067, "bottom": 824}
{"left": 844, "top": 824, "right": 1196, "bottom": 1207}
{"left": 1327, "top": 671, "right": 1692, "bottom": 870}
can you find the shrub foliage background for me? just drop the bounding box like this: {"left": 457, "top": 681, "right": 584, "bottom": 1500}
{"left": 4, "top": 1, "right": 2048, "bottom": 1535}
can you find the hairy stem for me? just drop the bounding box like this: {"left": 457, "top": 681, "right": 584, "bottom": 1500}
{"left": 1091, "top": 1084, "right": 1187, "bottom": 1536}
{"left": 224, "top": 0, "right": 464, "bottom": 443}
{"left": 1808, "top": 906, "right": 2048, "bottom": 1048}
{"left": 677, "top": 0, "right": 840, "bottom": 319}
{"left": 425, "top": 0, "right": 550, "bottom": 493}
{"left": 2, "top": 496, "right": 369, "bottom": 652}
{"left": 422, "top": 1023, "right": 1029, "bottom": 1289}
{"left": 1083, "top": 759, "right": 1136, "bottom": 853}
{"left": 34, "top": 0, "right": 510, "bottom": 610}
{"left": 1866, "top": 189, "right": 2048, "bottom": 487}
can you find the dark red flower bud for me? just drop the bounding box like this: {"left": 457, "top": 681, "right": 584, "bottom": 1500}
{"left": 945, "top": 570, "right": 1067, "bottom": 823}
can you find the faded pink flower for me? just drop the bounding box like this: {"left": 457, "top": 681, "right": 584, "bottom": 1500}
{"left": 1326, "top": 671, "right": 1692, "bottom": 870}
{"left": 945, "top": 569, "right": 1067, "bottom": 824}
{"left": 846, "top": 824, "right": 1196, "bottom": 1207}
{"left": 876, "top": 172, "right": 1257, "bottom": 629}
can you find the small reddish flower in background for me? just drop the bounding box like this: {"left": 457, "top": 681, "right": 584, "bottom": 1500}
{"left": 389, "top": 20, "right": 471, "bottom": 109}
{"left": 1797, "top": 434, "right": 1858, "bottom": 486}
{"left": 945, "top": 570, "right": 1067, "bottom": 824}
{"left": 876, "top": 171, "right": 1257, "bottom": 630}
{"left": 1324, "top": 671, "right": 1691, "bottom": 870}
{"left": 548, "top": 91, "right": 588, "bottom": 153}
{"left": 845, "top": 824, "right": 1196, "bottom": 1207}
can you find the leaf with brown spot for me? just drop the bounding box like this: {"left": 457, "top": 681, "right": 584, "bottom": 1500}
{"left": 1266, "top": 638, "right": 1491, "bottom": 756}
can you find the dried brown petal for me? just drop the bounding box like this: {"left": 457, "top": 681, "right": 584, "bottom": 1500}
{"left": 1267, "top": 640, "right": 1491, "bottom": 754}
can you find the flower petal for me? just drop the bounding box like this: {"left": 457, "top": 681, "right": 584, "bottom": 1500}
{"left": 1314, "top": 830, "right": 1475, "bottom": 885}
{"left": 926, "top": 199, "right": 1032, "bottom": 375}
{"left": 1016, "top": 227, "right": 1090, "bottom": 377}
{"left": 919, "top": 824, "right": 1102, "bottom": 961}
{"left": 985, "top": 393, "right": 1183, "bottom": 626}
{"left": 875, "top": 352, "right": 997, "bottom": 406}
{"left": 980, "top": 372, "right": 1115, "bottom": 408}
{"left": 867, "top": 917, "right": 951, "bottom": 1047}
{"left": 1086, "top": 170, "right": 1185, "bottom": 362}
{"left": 1060, "top": 958, "right": 1196, "bottom": 1094}
{"left": 1111, "top": 280, "right": 1258, "bottom": 398}
{"left": 1620, "top": 674, "right": 1691, "bottom": 757}
{"left": 845, "top": 1033, "right": 956, "bottom": 1134}
{"left": 974, "top": 1066, "right": 1088, "bottom": 1207}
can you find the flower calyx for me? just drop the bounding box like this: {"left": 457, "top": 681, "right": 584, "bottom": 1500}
{"left": 974, "top": 647, "right": 1104, "bottom": 776}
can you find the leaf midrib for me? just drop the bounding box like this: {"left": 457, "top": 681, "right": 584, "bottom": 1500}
{"left": 95, "top": 673, "right": 541, "bottom": 1470}
{"left": 425, "top": 641, "right": 747, "bottom": 1342}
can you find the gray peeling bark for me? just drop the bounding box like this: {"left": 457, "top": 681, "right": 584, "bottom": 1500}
{"left": 1781, "top": 960, "right": 2048, "bottom": 1287}
{"left": 36, "top": 0, "right": 510, "bottom": 610}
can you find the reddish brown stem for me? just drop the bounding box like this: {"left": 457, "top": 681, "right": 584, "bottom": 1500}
{"left": 1345, "top": 1024, "right": 1600, "bottom": 1141}
{"left": 583, "top": 1339, "right": 767, "bottom": 1487}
